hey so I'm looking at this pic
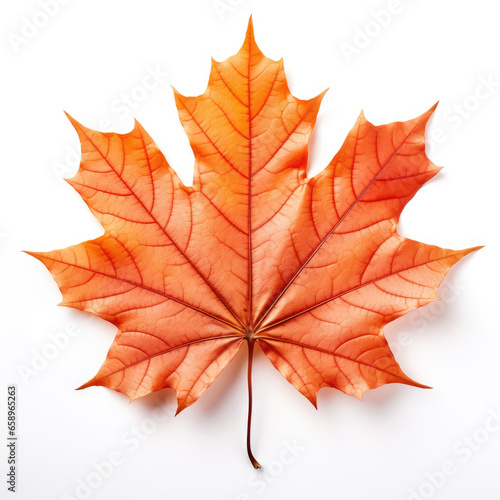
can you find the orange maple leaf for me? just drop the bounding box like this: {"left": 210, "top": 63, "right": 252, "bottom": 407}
{"left": 28, "top": 18, "right": 479, "bottom": 468}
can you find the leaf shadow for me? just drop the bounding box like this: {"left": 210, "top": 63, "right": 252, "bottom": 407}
{"left": 194, "top": 342, "right": 249, "bottom": 418}
{"left": 134, "top": 386, "right": 177, "bottom": 411}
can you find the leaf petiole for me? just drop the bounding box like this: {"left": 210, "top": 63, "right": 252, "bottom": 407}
{"left": 246, "top": 338, "right": 261, "bottom": 469}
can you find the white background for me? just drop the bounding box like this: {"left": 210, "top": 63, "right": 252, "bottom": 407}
{"left": 1, "top": 1, "right": 499, "bottom": 499}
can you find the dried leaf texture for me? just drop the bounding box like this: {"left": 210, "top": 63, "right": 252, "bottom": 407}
{"left": 29, "top": 19, "right": 478, "bottom": 426}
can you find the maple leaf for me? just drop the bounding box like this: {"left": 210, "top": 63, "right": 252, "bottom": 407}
{"left": 28, "top": 18, "right": 479, "bottom": 468}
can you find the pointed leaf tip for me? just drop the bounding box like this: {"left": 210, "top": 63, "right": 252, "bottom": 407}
{"left": 247, "top": 14, "right": 254, "bottom": 33}
{"left": 239, "top": 14, "right": 262, "bottom": 58}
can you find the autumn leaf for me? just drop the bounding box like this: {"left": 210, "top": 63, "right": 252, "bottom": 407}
{"left": 28, "top": 17, "right": 479, "bottom": 468}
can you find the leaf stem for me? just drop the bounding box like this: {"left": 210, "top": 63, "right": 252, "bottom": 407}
{"left": 246, "top": 339, "right": 261, "bottom": 469}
